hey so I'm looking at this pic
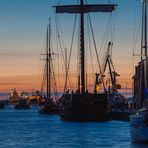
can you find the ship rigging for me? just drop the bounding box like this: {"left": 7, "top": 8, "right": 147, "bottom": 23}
{"left": 54, "top": 0, "right": 117, "bottom": 121}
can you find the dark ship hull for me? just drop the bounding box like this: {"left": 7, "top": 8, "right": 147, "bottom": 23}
{"left": 15, "top": 99, "right": 30, "bottom": 110}
{"left": 15, "top": 104, "right": 30, "bottom": 110}
{"left": 38, "top": 103, "right": 60, "bottom": 114}
{"left": 60, "top": 93, "right": 110, "bottom": 121}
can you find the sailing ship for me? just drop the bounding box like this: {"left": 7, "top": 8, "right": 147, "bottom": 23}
{"left": 130, "top": 0, "right": 148, "bottom": 142}
{"left": 38, "top": 19, "right": 59, "bottom": 114}
{"left": 54, "top": 0, "right": 117, "bottom": 121}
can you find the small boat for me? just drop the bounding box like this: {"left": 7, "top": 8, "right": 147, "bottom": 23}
{"left": 38, "top": 19, "right": 59, "bottom": 114}
{"left": 130, "top": 108, "right": 148, "bottom": 142}
{"left": 38, "top": 102, "right": 59, "bottom": 114}
{"left": 130, "top": 0, "right": 148, "bottom": 142}
{"left": 15, "top": 99, "right": 30, "bottom": 110}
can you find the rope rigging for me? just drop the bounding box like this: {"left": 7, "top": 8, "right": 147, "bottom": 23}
{"left": 85, "top": 5, "right": 117, "bottom": 92}
{"left": 54, "top": 0, "right": 117, "bottom": 93}
{"left": 64, "top": 13, "right": 78, "bottom": 92}
{"left": 87, "top": 13, "right": 106, "bottom": 92}
{"left": 54, "top": 0, "right": 80, "bottom": 93}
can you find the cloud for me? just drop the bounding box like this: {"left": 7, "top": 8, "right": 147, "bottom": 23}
{"left": 0, "top": 83, "right": 24, "bottom": 85}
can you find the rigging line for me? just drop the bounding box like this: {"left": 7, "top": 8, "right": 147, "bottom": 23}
{"left": 87, "top": 14, "right": 95, "bottom": 89}
{"left": 68, "top": 73, "right": 74, "bottom": 91}
{"left": 111, "top": 8, "right": 117, "bottom": 45}
{"left": 50, "top": 74, "right": 56, "bottom": 100}
{"left": 56, "top": 14, "right": 66, "bottom": 51}
{"left": 133, "top": 0, "right": 137, "bottom": 55}
{"left": 76, "top": 24, "right": 80, "bottom": 89}
{"left": 132, "top": 0, "right": 139, "bottom": 77}
{"left": 64, "top": 13, "right": 78, "bottom": 92}
{"left": 88, "top": 14, "right": 106, "bottom": 92}
{"left": 55, "top": 11, "right": 65, "bottom": 74}
{"left": 56, "top": 52, "right": 60, "bottom": 94}
{"left": 93, "top": 13, "right": 113, "bottom": 73}
{"left": 98, "top": 13, "right": 112, "bottom": 56}
{"left": 41, "top": 74, "right": 45, "bottom": 93}
{"left": 40, "top": 31, "right": 48, "bottom": 94}
{"left": 65, "top": 0, "right": 80, "bottom": 92}
{"left": 101, "top": 15, "right": 113, "bottom": 59}
{"left": 76, "top": 0, "right": 80, "bottom": 89}
{"left": 133, "top": 23, "right": 141, "bottom": 56}
{"left": 86, "top": 0, "right": 112, "bottom": 59}
{"left": 55, "top": 13, "right": 67, "bottom": 90}
{"left": 51, "top": 72, "right": 58, "bottom": 101}
{"left": 51, "top": 59, "right": 59, "bottom": 100}
{"left": 141, "top": 0, "right": 145, "bottom": 60}
{"left": 93, "top": 14, "right": 113, "bottom": 73}
{"left": 55, "top": 13, "right": 65, "bottom": 63}
{"left": 55, "top": 18, "right": 61, "bottom": 94}
{"left": 41, "top": 61, "right": 47, "bottom": 94}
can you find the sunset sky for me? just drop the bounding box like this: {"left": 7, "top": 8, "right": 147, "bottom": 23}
{"left": 0, "top": 0, "right": 143, "bottom": 92}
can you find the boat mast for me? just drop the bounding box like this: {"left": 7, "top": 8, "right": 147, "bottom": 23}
{"left": 46, "top": 26, "right": 49, "bottom": 98}
{"left": 143, "top": 0, "right": 148, "bottom": 90}
{"left": 54, "top": 1, "right": 117, "bottom": 93}
{"left": 144, "top": 0, "right": 148, "bottom": 95}
{"left": 140, "top": 0, "right": 148, "bottom": 104}
{"left": 80, "top": 0, "right": 85, "bottom": 93}
{"left": 141, "top": 0, "right": 147, "bottom": 58}
{"left": 144, "top": 0, "right": 147, "bottom": 58}
{"left": 48, "top": 18, "right": 51, "bottom": 100}
{"left": 46, "top": 18, "right": 51, "bottom": 100}
{"left": 141, "top": 0, "right": 148, "bottom": 59}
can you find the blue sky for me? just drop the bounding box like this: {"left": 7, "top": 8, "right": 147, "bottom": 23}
{"left": 0, "top": 0, "right": 143, "bottom": 92}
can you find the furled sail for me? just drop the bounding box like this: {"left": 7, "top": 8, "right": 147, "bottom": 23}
{"left": 53, "top": 4, "right": 117, "bottom": 14}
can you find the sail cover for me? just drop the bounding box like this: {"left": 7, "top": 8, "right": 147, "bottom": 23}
{"left": 53, "top": 4, "right": 117, "bottom": 14}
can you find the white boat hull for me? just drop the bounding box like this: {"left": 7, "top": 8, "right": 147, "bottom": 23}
{"left": 131, "top": 126, "right": 148, "bottom": 142}
{"left": 130, "top": 108, "right": 148, "bottom": 142}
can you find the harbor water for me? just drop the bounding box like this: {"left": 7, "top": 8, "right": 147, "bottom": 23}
{"left": 0, "top": 107, "right": 147, "bottom": 148}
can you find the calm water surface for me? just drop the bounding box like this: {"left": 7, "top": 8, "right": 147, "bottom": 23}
{"left": 0, "top": 106, "right": 148, "bottom": 148}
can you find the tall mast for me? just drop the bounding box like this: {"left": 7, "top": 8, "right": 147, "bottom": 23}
{"left": 141, "top": 0, "right": 148, "bottom": 59}
{"left": 48, "top": 18, "right": 51, "bottom": 100}
{"left": 54, "top": 1, "right": 117, "bottom": 93}
{"left": 144, "top": 0, "right": 147, "bottom": 58}
{"left": 46, "top": 18, "right": 51, "bottom": 99}
{"left": 141, "top": 0, "right": 144, "bottom": 60}
{"left": 140, "top": 0, "right": 148, "bottom": 103}
{"left": 80, "top": 0, "right": 85, "bottom": 93}
{"left": 46, "top": 27, "right": 49, "bottom": 98}
{"left": 144, "top": 0, "right": 148, "bottom": 90}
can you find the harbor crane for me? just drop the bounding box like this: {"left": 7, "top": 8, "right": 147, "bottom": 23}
{"left": 94, "top": 42, "right": 121, "bottom": 93}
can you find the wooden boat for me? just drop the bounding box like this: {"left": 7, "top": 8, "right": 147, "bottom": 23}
{"left": 54, "top": 0, "right": 117, "bottom": 121}
{"left": 15, "top": 99, "right": 30, "bottom": 110}
{"left": 38, "top": 19, "right": 59, "bottom": 114}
